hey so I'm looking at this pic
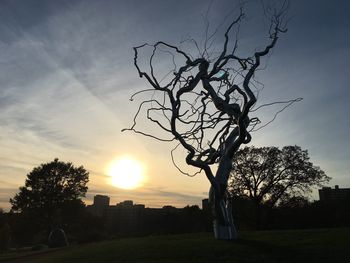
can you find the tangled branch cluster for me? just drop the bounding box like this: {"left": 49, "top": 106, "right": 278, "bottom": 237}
{"left": 123, "top": 4, "right": 299, "bottom": 184}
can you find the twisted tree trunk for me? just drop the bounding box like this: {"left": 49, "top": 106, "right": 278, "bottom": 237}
{"left": 209, "top": 156, "right": 238, "bottom": 240}
{"left": 209, "top": 185, "right": 237, "bottom": 240}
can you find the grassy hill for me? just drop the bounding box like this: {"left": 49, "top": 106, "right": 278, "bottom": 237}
{"left": 1, "top": 228, "right": 349, "bottom": 263}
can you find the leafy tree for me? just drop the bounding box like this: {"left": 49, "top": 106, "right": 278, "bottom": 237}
{"left": 10, "top": 158, "right": 89, "bottom": 227}
{"left": 229, "top": 146, "right": 330, "bottom": 227}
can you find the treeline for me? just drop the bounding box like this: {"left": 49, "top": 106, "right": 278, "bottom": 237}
{"left": 0, "top": 202, "right": 103, "bottom": 249}
{"left": 232, "top": 197, "right": 350, "bottom": 230}
{"left": 104, "top": 205, "right": 210, "bottom": 238}
{"left": 1, "top": 198, "right": 349, "bottom": 250}
{"left": 0, "top": 205, "right": 210, "bottom": 249}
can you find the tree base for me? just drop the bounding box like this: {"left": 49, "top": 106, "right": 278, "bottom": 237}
{"left": 213, "top": 221, "right": 237, "bottom": 240}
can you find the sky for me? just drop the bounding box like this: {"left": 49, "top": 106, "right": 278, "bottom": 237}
{"left": 0, "top": 0, "right": 349, "bottom": 210}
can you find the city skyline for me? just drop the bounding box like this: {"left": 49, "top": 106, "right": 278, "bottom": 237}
{"left": 1, "top": 0, "right": 349, "bottom": 210}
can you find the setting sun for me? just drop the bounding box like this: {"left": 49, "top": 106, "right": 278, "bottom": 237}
{"left": 107, "top": 157, "right": 145, "bottom": 189}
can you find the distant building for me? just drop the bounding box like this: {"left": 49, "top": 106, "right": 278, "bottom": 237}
{"left": 94, "top": 195, "right": 110, "bottom": 207}
{"left": 87, "top": 196, "right": 146, "bottom": 220}
{"left": 86, "top": 195, "right": 110, "bottom": 216}
{"left": 319, "top": 185, "right": 350, "bottom": 203}
{"left": 116, "top": 200, "right": 133, "bottom": 208}
{"left": 202, "top": 199, "right": 209, "bottom": 211}
{"left": 162, "top": 205, "right": 177, "bottom": 211}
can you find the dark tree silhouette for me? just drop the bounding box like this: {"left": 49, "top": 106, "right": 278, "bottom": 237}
{"left": 0, "top": 208, "right": 11, "bottom": 251}
{"left": 124, "top": 3, "right": 296, "bottom": 239}
{"left": 278, "top": 195, "right": 310, "bottom": 209}
{"left": 229, "top": 146, "right": 330, "bottom": 228}
{"left": 10, "top": 158, "right": 89, "bottom": 227}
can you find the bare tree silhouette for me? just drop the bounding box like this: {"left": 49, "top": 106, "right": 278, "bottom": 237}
{"left": 124, "top": 1, "right": 299, "bottom": 239}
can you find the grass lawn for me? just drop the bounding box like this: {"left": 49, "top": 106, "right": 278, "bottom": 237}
{"left": 1, "top": 228, "right": 349, "bottom": 263}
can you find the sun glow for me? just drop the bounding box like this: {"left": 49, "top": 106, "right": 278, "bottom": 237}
{"left": 107, "top": 157, "right": 145, "bottom": 189}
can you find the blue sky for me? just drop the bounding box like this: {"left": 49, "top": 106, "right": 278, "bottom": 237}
{"left": 0, "top": 0, "right": 349, "bottom": 210}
